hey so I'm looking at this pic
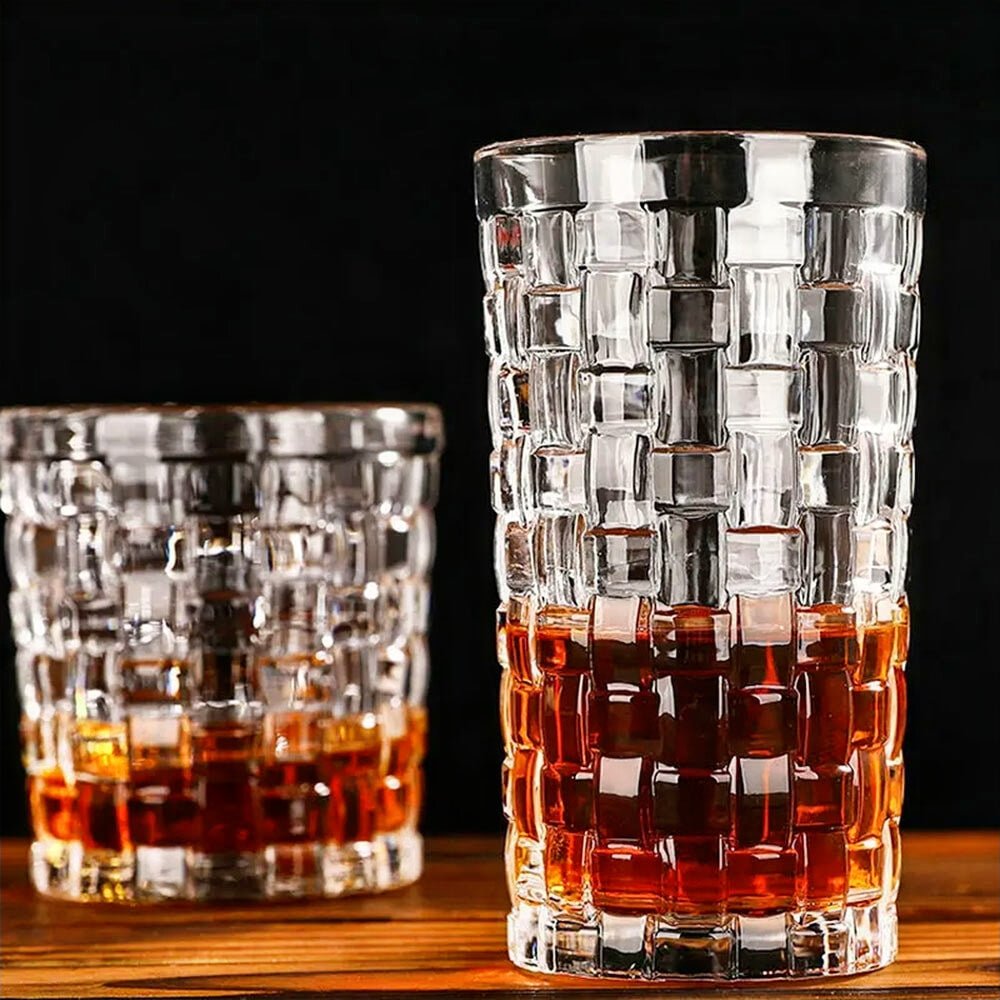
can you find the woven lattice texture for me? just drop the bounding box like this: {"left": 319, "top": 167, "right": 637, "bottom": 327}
{"left": 1, "top": 405, "right": 441, "bottom": 901}
{"left": 477, "top": 134, "right": 923, "bottom": 979}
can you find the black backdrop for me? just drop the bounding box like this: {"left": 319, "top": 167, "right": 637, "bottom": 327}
{"left": 2, "top": 4, "right": 998, "bottom": 836}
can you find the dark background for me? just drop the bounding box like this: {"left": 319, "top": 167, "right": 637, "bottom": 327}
{"left": 2, "top": 4, "right": 998, "bottom": 837}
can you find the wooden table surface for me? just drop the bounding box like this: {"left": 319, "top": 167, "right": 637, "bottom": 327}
{"left": 1, "top": 832, "right": 997, "bottom": 999}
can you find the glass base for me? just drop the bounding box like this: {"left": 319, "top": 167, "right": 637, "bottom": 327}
{"left": 508, "top": 898, "right": 897, "bottom": 980}
{"left": 28, "top": 829, "right": 422, "bottom": 902}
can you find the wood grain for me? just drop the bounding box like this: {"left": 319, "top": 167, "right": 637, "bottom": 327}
{"left": 1, "top": 832, "right": 997, "bottom": 998}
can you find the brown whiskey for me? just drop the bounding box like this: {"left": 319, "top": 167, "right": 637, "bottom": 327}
{"left": 501, "top": 598, "right": 907, "bottom": 916}
{"left": 28, "top": 707, "right": 426, "bottom": 858}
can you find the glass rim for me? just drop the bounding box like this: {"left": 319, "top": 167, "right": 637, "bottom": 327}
{"left": 475, "top": 129, "right": 926, "bottom": 215}
{"left": 474, "top": 129, "right": 926, "bottom": 162}
{"left": 0, "top": 401, "right": 442, "bottom": 417}
{"left": 0, "top": 402, "right": 444, "bottom": 460}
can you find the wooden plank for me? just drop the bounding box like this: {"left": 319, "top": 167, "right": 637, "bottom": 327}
{"left": 1, "top": 832, "right": 997, "bottom": 998}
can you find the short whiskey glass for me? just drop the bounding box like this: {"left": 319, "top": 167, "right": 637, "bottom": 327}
{"left": 475, "top": 132, "right": 924, "bottom": 979}
{"left": 1, "top": 403, "right": 442, "bottom": 901}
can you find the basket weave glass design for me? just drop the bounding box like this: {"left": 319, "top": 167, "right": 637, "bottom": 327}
{"left": 475, "top": 132, "right": 924, "bottom": 979}
{"left": 1, "top": 403, "right": 442, "bottom": 901}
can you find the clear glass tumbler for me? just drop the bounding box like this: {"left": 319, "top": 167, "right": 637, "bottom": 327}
{"left": 475, "top": 132, "right": 924, "bottom": 979}
{"left": 0, "top": 403, "right": 442, "bottom": 901}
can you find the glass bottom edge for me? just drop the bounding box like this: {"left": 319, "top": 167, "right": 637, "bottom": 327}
{"left": 28, "top": 828, "right": 423, "bottom": 902}
{"left": 508, "top": 897, "right": 897, "bottom": 980}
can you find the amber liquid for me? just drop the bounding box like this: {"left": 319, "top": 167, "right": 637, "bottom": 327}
{"left": 501, "top": 598, "right": 907, "bottom": 916}
{"left": 28, "top": 708, "right": 426, "bottom": 855}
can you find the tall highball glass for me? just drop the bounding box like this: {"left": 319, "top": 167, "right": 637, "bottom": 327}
{"left": 475, "top": 132, "right": 924, "bottom": 979}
